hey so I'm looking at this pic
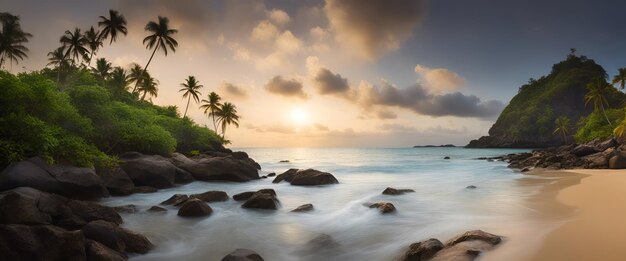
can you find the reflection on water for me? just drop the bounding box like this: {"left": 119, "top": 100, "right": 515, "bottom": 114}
{"left": 100, "top": 147, "right": 545, "bottom": 261}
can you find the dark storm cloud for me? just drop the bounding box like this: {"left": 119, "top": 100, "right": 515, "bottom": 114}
{"left": 325, "top": 0, "right": 425, "bottom": 58}
{"left": 313, "top": 67, "right": 350, "bottom": 94}
{"left": 264, "top": 75, "right": 308, "bottom": 99}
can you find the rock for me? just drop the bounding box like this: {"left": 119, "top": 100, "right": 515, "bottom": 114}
{"left": 260, "top": 176, "right": 267, "bottom": 179}
{"left": 97, "top": 167, "right": 135, "bottom": 196}
{"left": 242, "top": 193, "right": 279, "bottom": 210}
{"left": 400, "top": 238, "right": 444, "bottom": 261}
{"left": 161, "top": 194, "right": 189, "bottom": 206}
{"left": 571, "top": 144, "right": 599, "bottom": 157}
{"left": 233, "top": 191, "right": 256, "bottom": 201}
{"left": 82, "top": 220, "right": 153, "bottom": 254}
{"left": 291, "top": 204, "right": 314, "bottom": 212}
{"left": 0, "top": 224, "right": 86, "bottom": 261}
{"left": 174, "top": 167, "right": 194, "bottom": 184}
{"left": 172, "top": 153, "right": 260, "bottom": 182}
{"left": 120, "top": 153, "right": 178, "bottom": 189}
{"left": 85, "top": 239, "right": 127, "bottom": 261}
{"left": 279, "top": 160, "right": 290, "bottom": 163}
{"left": 133, "top": 186, "right": 158, "bottom": 193}
{"left": 190, "top": 191, "right": 229, "bottom": 202}
{"left": 306, "top": 234, "right": 340, "bottom": 253}
{"left": 113, "top": 204, "right": 138, "bottom": 214}
{"left": 221, "top": 248, "right": 265, "bottom": 261}
{"left": 0, "top": 157, "right": 109, "bottom": 200}
{"left": 256, "top": 189, "right": 276, "bottom": 196}
{"left": 369, "top": 202, "right": 396, "bottom": 214}
{"left": 147, "top": 206, "right": 167, "bottom": 212}
{"left": 177, "top": 198, "right": 213, "bottom": 217}
{"left": 597, "top": 138, "right": 618, "bottom": 151}
{"left": 267, "top": 173, "right": 276, "bottom": 177}
{"left": 443, "top": 156, "right": 451, "bottom": 159}
{"left": 445, "top": 230, "right": 502, "bottom": 246}
{"left": 273, "top": 169, "right": 339, "bottom": 186}
{"left": 609, "top": 153, "right": 626, "bottom": 169}
{"left": 583, "top": 152, "right": 609, "bottom": 168}
{"left": 382, "top": 187, "right": 415, "bottom": 195}
{"left": 466, "top": 185, "right": 477, "bottom": 189}
{"left": 0, "top": 189, "right": 51, "bottom": 225}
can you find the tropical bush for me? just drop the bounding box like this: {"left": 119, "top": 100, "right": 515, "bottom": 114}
{"left": 575, "top": 109, "right": 625, "bottom": 142}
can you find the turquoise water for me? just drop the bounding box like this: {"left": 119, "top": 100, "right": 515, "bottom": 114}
{"left": 102, "top": 147, "right": 539, "bottom": 261}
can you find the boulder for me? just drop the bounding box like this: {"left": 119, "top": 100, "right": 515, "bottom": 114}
{"left": 597, "top": 138, "right": 618, "bottom": 151}
{"left": 85, "top": 239, "right": 127, "bottom": 261}
{"left": 0, "top": 157, "right": 109, "bottom": 200}
{"left": 161, "top": 194, "right": 189, "bottom": 206}
{"left": 190, "top": 191, "right": 229, "bottom": 202}
{"left": 291, "top": 204, "right": 314, "bottom": 213}
{"left": 0, "top": 224, "right": 86, "bottom": 261}
{"left": 571, "top": 145, "right": 599, "bottom": 157}
{"left": 82, "top": 220, "right": 153, "bottom": 254}
{"left": 242, "top": 193, "right": 279, "bottom": 210}
{"left": 273, "top": 169, "right": 339, "bottom": 186}
{"left": 147, "top": 206, "right": 167, "bottom": 212}
{"left": 133, "top": 186, "right": 158, "bottom": 194}
{"left": 113, "top": 204, "right": 138, "bottom": 214}
{"left": 119, "top": 153, "right": 178, "bottom": 189}
{"left": 177, "top": 198, "right": 213, "bottom": 217}
{"left": 399, "top": 238, "right": 444, "bottom": 261}
{"left": 267, "top": 173, "right": 276, "bottom": 177}
{"left": 172, "top": 154, "right": 260, "bottom": 182}
{"left": 233, "top": 191, "right": 256, "bottom": 201}
{"left": 221, "top": 248, "right": 265, "bottom": 261}
{"left": 609, "top": 153, "right": 626, "bottom": 169}
{"left": 445, "top": 230, "right": 502, "bottom": 246}
{"left": 96, "top": 167, "right": 135, "bottom": 196}
{"left": 583, "top": 152, "right": 609, "bottom": 169}
{"left": 443, "top": 156, "right": 451, "bottom": 160}
{"left": 466, "top": 185, "right": 477, "bottom": 189}
{"left": 174, "top": 168, "right": 195, "bottom": 184}
{"left": 382, "top": 187, "right": 415, "bottom": 195}
{"left": 369, "top": 202, "right": 396, "bottom": 214}
{"left": 305, "top": 234, "right": 341, "bottom": 253}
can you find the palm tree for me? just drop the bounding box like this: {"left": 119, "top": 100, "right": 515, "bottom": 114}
{"left": 0, "top": 12, "right": 32, "bottom": 69}
{"left": 200, "top": 92, "right": 222, "bottom": 133}
{"left": 612, "top": 68, "right": 626, "bottom": 91}
{"left": 585, "top": 77, "right": 613, "bottom": 126}
{"left": 84, "top": 26, "right": 102, "bottom": 66}
{"left": 91, "top": 58, "right": 112, "bottom": 86}
{"left": 60, "top": 28, "right": 89, "bottom": 65}
{"left": 127, "top": 63, "right": 144, "bottom": 88}
{"left": 132, "top": 16, "right": 178, "bottom": 93}
{"left": 215, "top": 102, "right": 240, "bottom": 139}
{"left": 553, "top": 116, "right": 571, "bottom": 143}
{"left": 138, "top": 72, "right": 159, "bottom": 101}
{"left": 47, "top": 46, "right": 70, "bottom": 83}
{"left": 98, "top": 10, "right": 127, "bottom": 44}
{"left": 179, "top": 76, "right": 203, "bottom": 118}
{"left": 108, "top": 67, "right": 129, "bottom": 98}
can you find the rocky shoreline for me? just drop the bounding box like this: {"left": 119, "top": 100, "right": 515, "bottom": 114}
{"left": 0, "top": 149, "right": 505, "bottom": 261}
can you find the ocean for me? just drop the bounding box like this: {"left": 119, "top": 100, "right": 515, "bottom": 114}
{"left": 101, "top": 147, "right": 545, "bottom": 261}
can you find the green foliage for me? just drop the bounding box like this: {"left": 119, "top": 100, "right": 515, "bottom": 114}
{"left": 575, "top": 109, "right": 625, "bottom": 142}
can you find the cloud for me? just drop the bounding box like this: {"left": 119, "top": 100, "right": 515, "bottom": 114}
{"left": 375, "top": 109, "right": 397, "bottom": 119}
{"left": 268, "top": 9, "right": 290, "bottom": 26}
{"left": 219, "top": 82, "right": 248, "bottom": 99}
{"left": 264, "top": 76, "right": 308, "bottom": 99}
{"left": 313, "top": 68, "right": 350, "bottom": 94}
{"left": 274, "top": 31, "right": 303, "bottom": 54}
{"left": 325, "top": 0, "right": 425, "bottom": 59}
{"left": 250, "top": 20, "right": 279, "bottom": 43}
{"left": 314, "top": 123, "right": 330, "bottom": 131}
{"left": 414, "top": 65, "right": 465, "bottom": 93}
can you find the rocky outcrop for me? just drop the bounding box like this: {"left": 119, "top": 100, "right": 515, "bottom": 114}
{"left": 120, "top": 153, "right": 189, "bottom": 189}
{"left": 82, "top": 220, "right": 153, "bottom": 254}
{"left": 242, "top": 190, "right": 280, "bottom": 210}
{"left": 291, "top": 204, "right": 314, "bottom": 212}
{"left": 382, "top": 187, "right": 415, "bottom": 195}
{"left": 96, "top": 167, "right": 135, "bottom": 196}
{"left": 177, "top": 198, "right": 213, "bottom": 217}
{"left": 170, "top": 153, "right": 260, "bottom": 182}
{"left": 368, "top": 202, "right": 396, "bottom": 214}
{"left": 0, "top": 157, "right": 109, "bottom": 200}
{"left": 86, "top": 239, "right": 127, "bottom": 261}
{"left": 221, "top": 248, "right": 265, "bottom": 261}
{"left": 190, "top": 191, "right": 229, "bottom": 202}
{"left": 398, "top": 230, "right": 502, "bottom": 261}
{"left": 0, "top": 224, "right": 87, "bottom": 261}
{"left": 272, "top": 169, "right": 339, "bottom": 186}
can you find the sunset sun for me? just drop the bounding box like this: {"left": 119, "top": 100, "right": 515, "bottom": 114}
{"left": 290, "top": 108, "right": 308, "bottom": 124}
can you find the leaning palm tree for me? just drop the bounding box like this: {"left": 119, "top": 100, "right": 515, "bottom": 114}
{"left": 553, "top": 116, "right": 571, "bottom": 143}
{"left": 84, "top": 26, "right": 102, "bottom": 66}
{"left": 127, "top": 63, "right": 144, "bottom": 93}
{"left": 612, "top": 68, "right": 626, "bottom": 91}
{"left": 138, "top": 72, "right": 159, "bottom": 101}
{"left": 200, "top": 92, "right": 222, "bottom": 132}
{"left": 179, "top": 76, "right": 203, "bottom": 118}
{"left": 215, "top": 102, "right": 240, "bottom": 139}
{"left": 132, "top": 16, "right": 178, "bottom": 93}
{"left": 0, "top": 12, "right": 32, "bottom": 69}
{"left": 98, "top": 10, "right": 127, "bottom": 44}
{"left": 91, "top": 58, "right": 112, "bottom": 86}
{"left": 47, "top": 46, "right": 70, "bottom": 83}
{"left": 60, "top": 28, "right": 89, "bottom": 65}
{"left": 585, "top": 77, "right": 613, "bottom": 126}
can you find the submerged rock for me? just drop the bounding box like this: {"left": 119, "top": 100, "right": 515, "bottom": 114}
{"left": 242, "top": 192, "right": 280, "bottom": 210}
{"left": 444, "top": 230, "right": 502, "bottom": 246}
{"left": 161, "top": 194, "right": 189, "bottom": 206}
{"left": 400, "top": 238, "right": 444, "bottom": 261}
{"left": 291, "top": 204, "right": 314, "bottom": 213}
{"left": 190, "top": 191, "right": 229, "bottom": 202}
{"left": 221, "top": 248, "right": 265, "bottom": 261}
{"left": 443, "top": 156, "right": 451, "bottom": 160}
{"left": 113, "top": 204, "right": 138, "bottom": 214}
{"left": 398, "top": 230, "right": 502, "bottom": 261}
{"left": 177, "top": 198, "right": 213, "bottom": 217}
{"left": 368, "top": 202, "right": 396, "bottom": 214}
{"left": 273, "top": 169, "right": 338, "bottom": 186}
{"left": 382, "top": 187, "right": 415, "bottom": 195}
{"left": 466, "top": 185, "right": 477, "bottom": 189}
{"left": 147, "top": 206, "right": 167, "bottom": 212}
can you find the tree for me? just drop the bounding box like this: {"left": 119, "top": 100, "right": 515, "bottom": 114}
{"left": 215, "top": 102, "right": 240, "bottom": 139}
{"left": 91, "top": 58, "right": 111, "bottom": 86}
{"left": 612, "top": 68, "right": 626, "bottom": 91}
{"left": 200, "top": 92, "right": 222, "bottom": 133}
{"left": 138, "top": 72, "right": 158, "bottom": 101}
{"left": 585, "top": 77, "right": 613, "bottom": 127}
{"left": 60, "top": 28, "right": 89, "bottom": 65}
{"left": 108, "top": 67, "right": 129, "bottom": 98}
{"left": 127, "top": 63, "right": 144, "bottom": 88}
{"left": 179, "top": 76, "right": 203, "bottom": 118}
{"left": 0, "top": 12, "right": 32, "bottom": 69}
{"left": 132, "top": 16, "right": 178, "bottom": 94}
{"left": 98, "top": 10, "right": 127, "bottom": 44}
{"left": 47, "top": 46, "right": 70, "bottom": 83}
{"left": 553, "top": 116, "right": 571, "bottom": 143}
{"left": 84, "top": 26, "right": 102, "bottom": 66}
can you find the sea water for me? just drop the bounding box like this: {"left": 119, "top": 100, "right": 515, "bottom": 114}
{"left": 101, "top": 147, "right": 542, "bottom": 261}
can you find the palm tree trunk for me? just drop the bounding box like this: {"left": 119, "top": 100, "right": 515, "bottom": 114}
{"left": 601, "top": 103, "right": 612, "bottom": 127}
{"left": 183, "top": 96, "right": 190, "bottom": 118}
{"left": 88, "top": 52, "right": 94, "bottom": 67}
{"left": 211, "top": 112, "right": 218, "bottom": 133}
{"left": 0, "top": 57, "right": 4, "bottom": 69}
{"left": 141, "top": 91, "right": 147, "bottom": 101}
{"left": 132, "top": 42, "right": 159, "bottom": 94}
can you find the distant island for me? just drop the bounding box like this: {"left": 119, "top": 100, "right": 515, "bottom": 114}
{"left": 413, "top": 144, "right": 456, "bottom": 148}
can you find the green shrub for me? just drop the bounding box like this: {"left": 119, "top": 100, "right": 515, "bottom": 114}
{"left": 575, "top": 109, "right": 625, "bottom": 142}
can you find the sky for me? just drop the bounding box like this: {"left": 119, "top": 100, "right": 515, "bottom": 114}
{"left": 2, "top": 0, "right": 626, "bottom": 147}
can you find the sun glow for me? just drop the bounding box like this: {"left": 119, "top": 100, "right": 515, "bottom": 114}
{"left": 290, "top": 108, "right": 308, "bottom": 125}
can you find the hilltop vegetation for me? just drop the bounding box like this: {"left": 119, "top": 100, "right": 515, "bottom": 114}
{"left": 468, "top": 54, "right": 626, "bottom": 148}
